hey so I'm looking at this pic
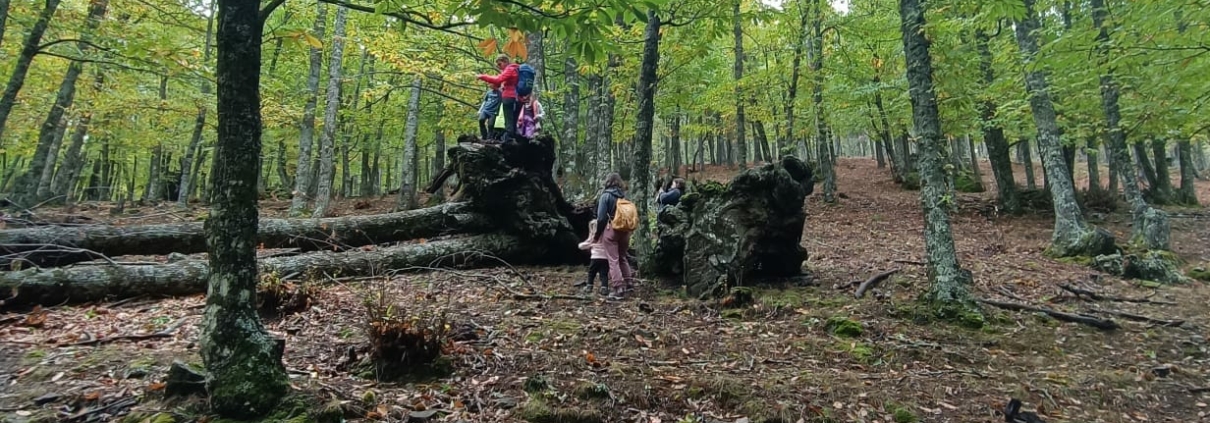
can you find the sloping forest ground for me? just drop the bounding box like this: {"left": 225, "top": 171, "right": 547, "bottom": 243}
{"left": 2, "top": 158, "right": 1209, "bottom": 423}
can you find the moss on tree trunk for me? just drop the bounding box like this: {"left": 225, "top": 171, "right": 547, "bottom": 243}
{"left": 649, "top": 156, "right": 814, "bottom": 298}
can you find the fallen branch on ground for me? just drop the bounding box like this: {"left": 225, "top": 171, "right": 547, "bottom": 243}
{"left": 1058, "top": 283, "right": 1177, "bottom": 305}
{"left": 66, "top": 316, "right": 191, "bottom": 346}
{"left": 978, "top": 298, "right": 1120, "bottom": 330}
{"left": 855, "top": 268, "right": 900, "bottom": 298}
{"left": 1087, "top": 308, "right": 1184, "bottom": 327}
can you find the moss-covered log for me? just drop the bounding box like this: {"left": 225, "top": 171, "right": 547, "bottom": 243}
{"left": 0, "top": 202, "right": 489, "bottom": 268}
{"left": 650, "top": 156, "right": 815, "bottom": 298}
{"left": 0, "top": 234, "right": 537, "bottom": 308}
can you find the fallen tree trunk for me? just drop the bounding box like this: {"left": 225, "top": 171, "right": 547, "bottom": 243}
{"left": 0, "top": 234, "right": 537, "bottom": 308}
{"left": 0, "top": 202, "right": 489, "bottom": 268}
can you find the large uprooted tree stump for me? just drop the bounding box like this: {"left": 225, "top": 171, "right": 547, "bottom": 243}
{"left": 0, "top": 135, "right": 591, "bottom": 308}
{"left": 649, "top": 156, "right": 815, "bottom": 298}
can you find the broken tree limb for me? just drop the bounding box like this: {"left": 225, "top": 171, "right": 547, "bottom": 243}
{"left": 0, "top": 202, "right": 489, "bottom": 268}
{"left": 978, "top": 298, "right": 1120, "bottom": 330}
{"left": 1057, "top": 283, "right": 1177, "bottom": 305}
{"left": 1087, "top": 308, "right": 1184, "bottom": 327}
{"left": 0, "top": 234, "right": 540, "bottom": 308}
{"left": 855, "top": 268, "right": 901, "bottom": 298}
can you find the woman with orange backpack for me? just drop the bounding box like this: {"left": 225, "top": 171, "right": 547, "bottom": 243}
{"left": 592, "top": 172, "right": 638, "bottom": 298}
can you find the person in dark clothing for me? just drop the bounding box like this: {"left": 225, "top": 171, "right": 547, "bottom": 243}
{"left": 656, "top": 178, "right": 685, "bottom": 211}
{"left": 593, "top": 172, "right": 634, "bottom": 298}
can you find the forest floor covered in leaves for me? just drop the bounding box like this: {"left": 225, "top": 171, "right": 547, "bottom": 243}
{"left": 3, "top": 158, "right": 1210, "bottom": 423}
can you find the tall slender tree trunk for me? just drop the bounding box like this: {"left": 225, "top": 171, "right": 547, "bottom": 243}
{"left": 585, "top": 75, "right": 601, "bottom": 183}
{"left": 784, "top": 8, "right": 808, "bottom": 159}
{"left": 1149, "top": 138, "right": 1175, "bottom": 204}
{"left": 808, "top": 0, "right": 835, "bottom": 202}
{"left": 146, "top": 75, "right": 170, "bottom": 203}
{"left": 1014, "top": 0, "right": 1114, "bottom": 257}
{"left": 1176, "top": 139, "right": 1198, "bottom": 205}
{"left": 34, "top": 116, "right": 68, "bottom": 201}
{"left": 13, "top": 0, "right": 105, "bottom": 207}
{"left": 631, "top": 10, "right": 660, "bottom": 256}
{"left": 898, "top": 0, "right": 978, "bottom": 315}
{"left": 51, "top": 95, "right": 97, "bottom": 201}
{"left": 312, "top": 6, "right": 348, "bottom": 218}
{"left": 1090, "top": 0, "right": 1167, "bottom": 250}
{"left": 561, "top": 51, "right": 580, "bottom": 180}
{"left": 0, "top": 0, "right": 62, "bottom": 149}
{"left": 289, "top": 3, "right": 327, "bottom": 216}
{"left": 397, "top": 77, "right": 422, "bottom": 210}
{"left": 180, "top": 4, "right": 216, "bottom": 208}
{"left": 966, "top": 135, "right": 984, "bottom": 191}
{"left": 1086, "top": 135, "right": 1103, "bottom": 193}
{"left": 732, "top": 0, "right": 747, "bottom": 169}
{"left": 1018, "top": 139, "right": 1036, "bottom": 189}
{"left": 0, "top": 0, "right": 11, "bottom": 49}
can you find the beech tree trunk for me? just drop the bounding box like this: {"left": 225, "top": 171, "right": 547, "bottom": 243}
{"left": 0, "top": 0, "right": 61, "bottom": 151}
{"left": 312, "top": 6, "right": 349, "bottom": 217}
{"left": 16, "top": 0, "right": 106, "bottom": 207}
{"left": 1014, "top": 0, "right": 1115, "bottom": 258}
{"left": 628, "top": 10, "right": 661, "bottom": 257}
{"left": 397, "top": 77, "right": 422, "bottom": 210}
{"left": 202, "top": 1, "right": 288, "bottom": 417}
{"left": 1149, "top": 138, "right": 1175, "bottom": 204}
{"left": 1176, "top": 140, "right": 1198, "bottom": 205}
{"left": 899, "top": 0, "right": 978, "bottom": 312}
{"left": 561, "top": 51, "right": 580, "bottom": 180}
{"left": 289, "top": 3, "right": 327, "bottom": 216}
{"left": 808, "top": 0, "right": 835, "bottom": 203}
{"left": 178, "top": 4, "right": 215, "bottom": 208}
{"left": 0, "top": 0, "right": 10, "bottom": 50}
{"left": 1091, "top": 0, "right": 1169, "bottom": 251}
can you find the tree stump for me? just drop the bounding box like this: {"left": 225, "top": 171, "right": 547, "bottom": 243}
{"left": 649, "top": 156, "right": 815, "bottom": 298}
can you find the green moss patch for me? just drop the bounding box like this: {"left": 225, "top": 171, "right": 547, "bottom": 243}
{"left": 825, "top": 316, "right": 863, "bottom": 338}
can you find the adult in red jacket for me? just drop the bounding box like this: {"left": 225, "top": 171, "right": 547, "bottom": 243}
{"left": 477, "top": 54, "right": 520, "bottom": 143}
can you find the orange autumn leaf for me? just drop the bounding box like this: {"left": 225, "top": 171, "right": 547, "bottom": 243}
{"left": 147, "top": 382, "right": 166, "bottom": 391}
{"left": 477, "top": 38, "right": 498, "bottom": 57}
{"left": 82, "top": 391, "right": 101, "bottom": 401}
{"left": 585, "top": 352, "right": 597, "bottom": 364}
{"left": 503, "top": 39, "right": 527, "bottom": 61}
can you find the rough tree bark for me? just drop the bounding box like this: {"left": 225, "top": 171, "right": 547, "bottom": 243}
{"left": 630, "top": 10, "right": 660, "bottom": 257}
{"left": 0, "top": 202, "right": 488, "bottom": 267}
{"left": 898, "top": 0, "right": 979, "bottom": 320}
{"left": 1013, "top": 0, "right": 1115, "bottom": 258}
{"left": 1090, "top": 0, "right": 1169, "bottom": 252}
{"left": 808, "top": 0, "right": 835, "bottom": 203}
{"left": 312, "top": 6, "right": 349, "bottom": 217}
{"left": 201, "top": 1, "right": 289, "bottom": 417}
{"left": 0, "top": 0, "right": 62, "bottom": 151}
{"left": 648, "top": 157, "right": 813, "bottom": 298}
{"left": 289, "top": 3, "right": 327, "bottom": 216}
